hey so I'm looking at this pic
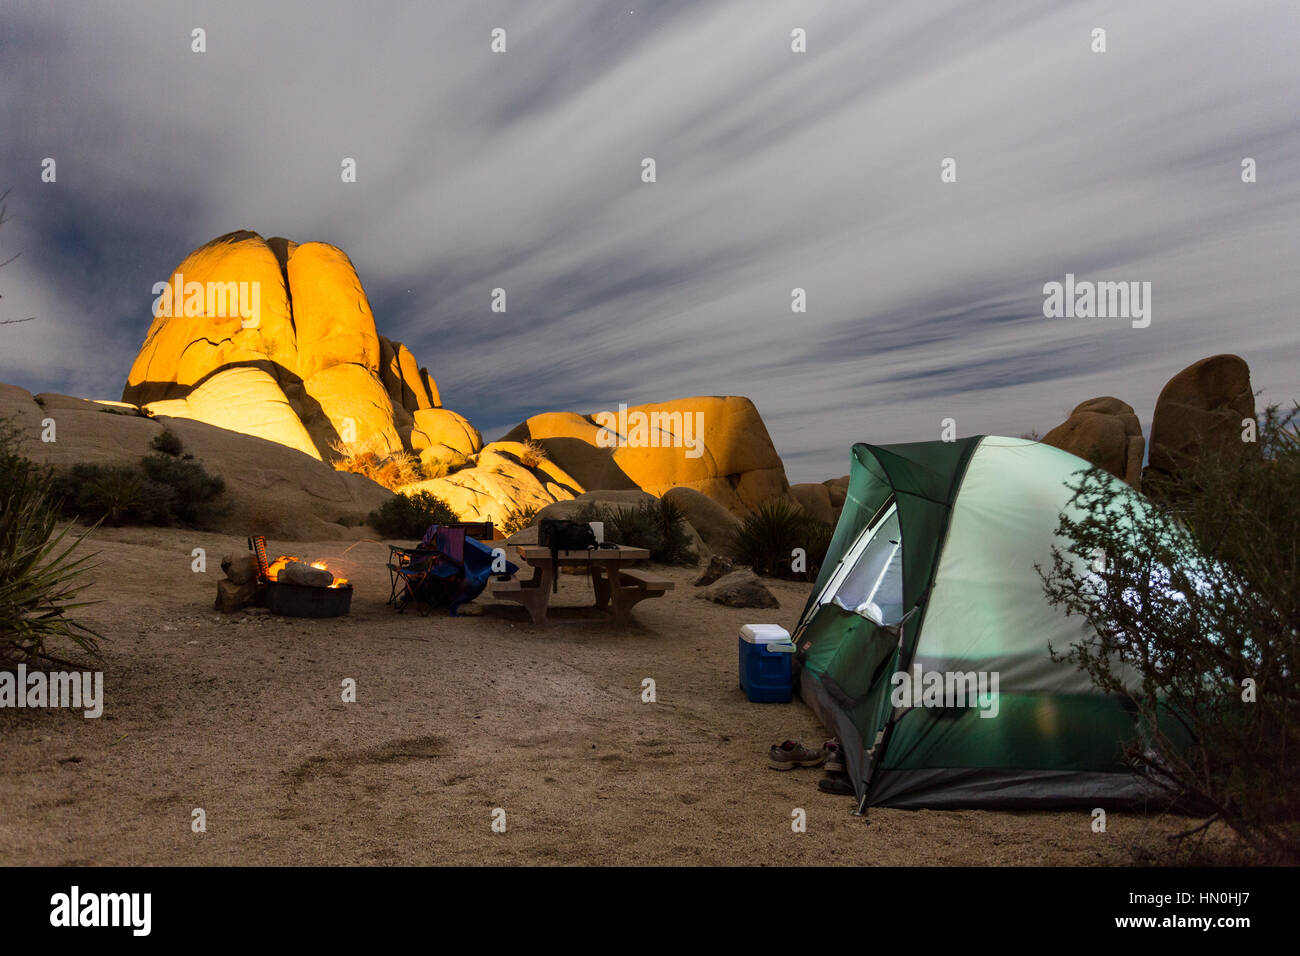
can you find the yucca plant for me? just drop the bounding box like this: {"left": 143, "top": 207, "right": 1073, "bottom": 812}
{"left": 594, "top": 499, "right": 696, "bottom": 564}
{"left": 0, "top": 452, "right": 101, "bottom": 665}
{"left": 82, "top": 465, "right": 148, "bottom": 526}
{"left": 730, "top": 497, "right": 833, "bottom": 579}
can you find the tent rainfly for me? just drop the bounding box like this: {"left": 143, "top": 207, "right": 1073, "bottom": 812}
{"left": 792, "top": 436, "right": 1177, "bottom": 811}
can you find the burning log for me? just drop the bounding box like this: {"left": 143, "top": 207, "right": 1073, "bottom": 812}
{"left": 264, "top": 554, "right": 350, "bottom": 588}
{"left": 275, "top": 559, "right": 334, "bottom": 588}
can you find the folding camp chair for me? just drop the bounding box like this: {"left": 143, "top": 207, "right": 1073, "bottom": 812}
{"left": 387, "top": 526, "right": 469, "bottom": 615}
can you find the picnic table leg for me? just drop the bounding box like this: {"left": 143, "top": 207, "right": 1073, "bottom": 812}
{"left": 601, "top": 561, "right": 635, "bottom": 623}
{"left": 525, "top": 563, "right": 553, "bottom": 625}
{"left": 590, "top": 563, "right": 611, "bottom": 610}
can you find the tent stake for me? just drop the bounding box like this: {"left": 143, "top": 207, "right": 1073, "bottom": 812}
{"left": 853, "top": 792, "right": 870, "bottom": 821}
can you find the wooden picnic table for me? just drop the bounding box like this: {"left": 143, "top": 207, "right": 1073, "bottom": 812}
{"left": 491, "top": 544, "right": 673, "bottom": 624}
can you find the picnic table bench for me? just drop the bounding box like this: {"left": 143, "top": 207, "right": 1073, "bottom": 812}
{"left": 491, "top": 544, "right": 673, "bottom": 624}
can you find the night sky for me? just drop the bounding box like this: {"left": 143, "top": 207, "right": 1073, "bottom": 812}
{"left": 2, "top": 0, "right": 1296, "bottom": 480}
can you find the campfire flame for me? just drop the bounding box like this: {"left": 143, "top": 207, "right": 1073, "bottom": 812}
{"left": 265, "top": 555, "right": 350, "bottom": 588}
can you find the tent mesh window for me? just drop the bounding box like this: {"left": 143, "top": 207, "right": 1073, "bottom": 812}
{"left": 827, "top": 506, "right": 903, "bottom": 625}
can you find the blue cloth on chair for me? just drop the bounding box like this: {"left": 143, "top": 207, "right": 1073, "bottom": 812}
{"left": 446, "top": 536, "right": 517, "bottom": 615}
{"left": 402, "top": 527, "right": 518, "bottom": 615}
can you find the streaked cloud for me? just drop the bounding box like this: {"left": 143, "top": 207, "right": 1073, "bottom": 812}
{"left": 1, "top": 0, "right": 1296, "bottom": 480}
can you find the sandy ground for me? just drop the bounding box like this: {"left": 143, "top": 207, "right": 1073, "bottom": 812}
{"left": 0, "top": 525, "right": 1212, "bottom": 866}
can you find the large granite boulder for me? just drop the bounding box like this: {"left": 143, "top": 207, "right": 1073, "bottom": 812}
{"left": 789, "top": 482, "right": 837, "bottom": 525}
{"left": 1042, "top": 396, "right": 1145, "bottom": 489}
{"left": 662, "top": 486, "right": 740, "bottom": 554}
{"left": 1146, "top": 355, "right": 1255, "bottom": 483}
{"left": 535, "top": 489, "right": 658, "bottom": 523}
{"left": 410, "top": 408, "right": 481, "bottom": 457}
{"left": 500, "top": 396, "right": 790, "bottom": 515}
{"left": 142, "top": 365, "right": 321, "bottom": 460}
{"left": 822, "top": 475, "right": 849, "bottom": 511}
{"left": 120, "top": 230, "right": 459, "bottom": 461}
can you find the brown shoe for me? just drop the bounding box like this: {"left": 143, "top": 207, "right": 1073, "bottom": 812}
{"left": 824, "top": 738, "right": 845, "bottom": 773}
{"left": 818, "top": 772, "right": 855, "bottom": 796}
{"left": 768, "top": 739, "right": 828, "bottom": 770}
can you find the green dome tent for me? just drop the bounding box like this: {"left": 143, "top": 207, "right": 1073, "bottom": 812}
{"left": 793, "top": 436, "right": 1173, "bottom": 811}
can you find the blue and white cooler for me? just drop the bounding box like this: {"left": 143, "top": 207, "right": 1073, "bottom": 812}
{"left": 738, "top": 624, "right": 795, "bottom": 703}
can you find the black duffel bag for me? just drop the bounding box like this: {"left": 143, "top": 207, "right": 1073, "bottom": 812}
{"left": 537, "top": 519, "right": 598, "bottom": 592}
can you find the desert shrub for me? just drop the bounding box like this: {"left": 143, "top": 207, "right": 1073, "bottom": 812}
{"left": 139, "top": 453, "right": 224, "bottom": 525}
{"left": 730, "top": 497, "right": 833, "bottom": 579}
{"left": 499, "top": 503, "right": 539, "bottom": 536}
{"left": 331, "top": 435, "right": 422, "bottom": 491}
{"left": 0, "top": 426, "right": 100, "bottom": 665}
{"left": 572, "top": 498, "right": 696, "bottom": 564}
{"left": 1040, "top": 404, "right": 1300, "bottom": 864}
{"left": 54, "top": 455, "right": 223, "bottom": 528}
{"left": 369, "top": 490, "right": 458, "bottom": 539}
{"left": 150, "top": 428, "right": 183, "bottom": 456}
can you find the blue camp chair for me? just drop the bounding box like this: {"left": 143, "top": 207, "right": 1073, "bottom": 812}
{"left": 387, "top": 526, "right": 517, "bottom": 616}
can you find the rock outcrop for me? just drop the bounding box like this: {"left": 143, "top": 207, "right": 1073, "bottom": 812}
{"left": 694, "top": 555, "right": 736, "bottom": 587}
{"left": 662, "top": 486, "right": 740, "bottom": 554}
{"left": 115, "top": 234, "right": 796, "bottom": 529}
{"left": 399, "top": 441, "right": 584, "bottom": 525}
{"left": 500, "top": 396, "right": 790, "bottom": 515}
{"left": 1042, "top": 396, "right": 1145, "bottom": 489}
{"left": 790, "top": 482, "right": 837, "bottom": 525}
{"left": 121, "top": 230, "right": 460, "bottom": 461}
{"left": 696, "top": 569, "right": 780, "bottom": 609}
{"left": 1146, "top": 355, "right": 1255, "bottom": 484}
{"left": 534, "top": 489, "right": 659, "bottom": 523}
{"left": 1, "top": 385, "right": 391, "bottom": 539}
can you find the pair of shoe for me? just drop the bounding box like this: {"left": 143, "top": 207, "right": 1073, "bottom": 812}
{"left": 768, "top": 737, "right": 845, "bottom": 771}
{"left": 768, "top": 738, "right": 856, "bottom": 797}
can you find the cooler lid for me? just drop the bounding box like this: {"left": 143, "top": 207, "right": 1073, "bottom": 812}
{"left": 740, "top": 624, "right": 791, "bottom": 644}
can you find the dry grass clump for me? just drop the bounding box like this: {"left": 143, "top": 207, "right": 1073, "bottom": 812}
{"left": 519, "top": 440, "right": 549, "bottom": 470}
{"left": 330, "top": 435, "right": 421, "bottom": 491}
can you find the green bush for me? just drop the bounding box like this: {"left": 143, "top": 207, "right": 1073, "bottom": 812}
{"left": 369, "top": 491, "right": 459, "bottom": 539}
{"left": 53, "top": 454, "right": 224, "bottom": 528}
{"left": 150, "top": 428, "right": 183, "bottom": 456}
{"left": 139, "top": 453, "right": 224, "bottom": 525}
{"left": 572, "top": 498, "right": 696, "bottom": 564}
{"left": 499, "top": 503, "right": 539, "bottom": 536}
{"left": 1040, "top": 403, "right": 1300, "bottom": 863}
{"left": 730, "top": 497, "right": 833, "bottom": 579}
{"left": 0, "top": 431, "right": 100, "bottom": 665}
